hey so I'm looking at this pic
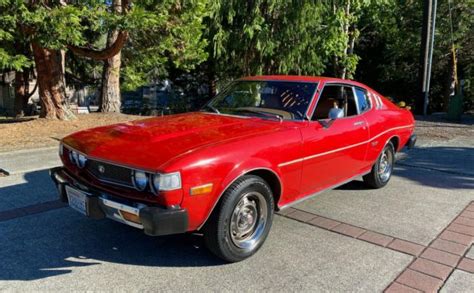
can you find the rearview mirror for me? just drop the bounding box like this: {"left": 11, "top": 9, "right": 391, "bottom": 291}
{"left": 328, "top": 108, "right": 344, "bottom": 120}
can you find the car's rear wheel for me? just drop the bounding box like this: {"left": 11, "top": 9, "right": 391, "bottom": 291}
{"left": 363, "top": 142, "right": 395, "bottom": 188}
{"left": 203, "top": 175, "right": 274, "bottom": 262}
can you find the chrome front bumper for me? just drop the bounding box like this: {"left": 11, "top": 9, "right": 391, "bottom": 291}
{"left": 50, "top": 167, "right": 189, "bottom": 236}
{"left": 99, "top": 196, "right": 145, "bottom": 229}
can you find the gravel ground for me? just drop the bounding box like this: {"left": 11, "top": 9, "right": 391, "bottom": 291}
{"left": 0, "top": 113, "right": 144, "bottom": 153}
{"left": 414, "top": 114, "right": 474, "bottom": 146}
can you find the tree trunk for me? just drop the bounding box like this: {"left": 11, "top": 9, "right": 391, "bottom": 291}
{"left": 100, "top": 31, "right": 122, "bottom": 112}
{"left": 99, "top": 0, "right": 122, "bottom": 113}
{"left": 32, "top": 42, "right": 74, "bottom": 120}
{"left": 13, "top": 40, "right": 32, "bottom": 117}
{"left": 339, "top": 1, "right": 351, "bottom": 80}
{"left": 443, "top": 47, "right": 458, "bottom": 112}
{"left": 14, "top": 70, "right": 28, "bottom": 117}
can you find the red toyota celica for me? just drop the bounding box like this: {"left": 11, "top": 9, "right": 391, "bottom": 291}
{"left": 50, "top": 75, "right": 416, "bottom": 262}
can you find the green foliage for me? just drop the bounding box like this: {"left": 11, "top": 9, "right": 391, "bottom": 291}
{"left": 0, "top": 0, "right": 209, "bottom": 91}
{"left": 209, "top": 0, "right": 328, "bottom": 78}
{"left": 0, "top": 1, "right": 29, "bottom": 70}
{"left": 355, "top": 0, "right": 473, "bottom": 110}
{"left": 433, "top": 0, "right": 473, "bottom": 107}
{"left": 207, "top": 0, "right": 389, "bottom": 80}
{"left": 0, "top": 1, "right": 114, "bottom": 70}
{"left": 121, "top": 0, "right": 209, "bottom": 90}
{"left": 0, "top": 47, "right": 31, "bottom": 71}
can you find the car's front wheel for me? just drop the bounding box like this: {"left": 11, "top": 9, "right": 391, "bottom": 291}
{"left": 203, "top": 175, "right": 274, "bottom": 262}
{"left": 363, "top": 142, "right": 395, "bottom": 188}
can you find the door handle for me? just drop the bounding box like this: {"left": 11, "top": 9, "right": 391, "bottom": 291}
{"left": 353, "top": 121, "right": 364, "bottom": 126}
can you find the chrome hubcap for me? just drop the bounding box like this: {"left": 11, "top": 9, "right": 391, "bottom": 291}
{"left": 378, "top": 149, "right": 393, "bottom": 182}
{"left": 230, "top": 192, "right": 267, "bottom": 250}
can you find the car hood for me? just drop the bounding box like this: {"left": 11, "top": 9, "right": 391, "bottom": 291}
{"left": 62, "top": 112, "right": 286, "bottom": 171}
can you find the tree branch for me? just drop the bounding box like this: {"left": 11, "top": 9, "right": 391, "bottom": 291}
{"left": 67, "top": 31, "right": 128, "bottom": 60}
{"left": 66, "top": 0, "right": 131, "bottom": 60}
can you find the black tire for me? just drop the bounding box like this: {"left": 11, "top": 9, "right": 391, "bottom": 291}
{"left": 363, "top": 142, "right": 395, "bottom": 189}
{"left": 203, "top": 175, "right": 274, "bottom": 262}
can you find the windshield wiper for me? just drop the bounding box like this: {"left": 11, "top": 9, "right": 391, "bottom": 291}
{"left": 202, "top": 104, "right": 220, "bottom": 114}
{"left": 234, "top": 109, "right": 283, "bottom": 121}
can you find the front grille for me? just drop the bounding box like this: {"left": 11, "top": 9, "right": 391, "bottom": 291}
{"left": 87, "top": 160, "right": 133, "bottom": 187}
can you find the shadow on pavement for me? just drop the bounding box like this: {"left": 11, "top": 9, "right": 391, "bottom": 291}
{"left": 0, "top": 170, "right": 225, "bottom": 282}
{"left": 394, "top": 165, "right": 474, "bottom": 190}
{"left": 0, "top": 208, "right": 225, "bottom": 281}
{"left": 396, "top": 146, "right": 474, "bottom": 190}
{"left": 336, "top": 180, "right": 368, "bottom": 190}
{"left": 0, "top": 170, "right": 57, "bottom": 211}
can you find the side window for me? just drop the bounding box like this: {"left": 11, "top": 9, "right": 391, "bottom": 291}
{"left": 355, "top": 88, "right": 370, "bottom": 113}
{"left": 311, "top": 85, "right": 358, "bottom": 120}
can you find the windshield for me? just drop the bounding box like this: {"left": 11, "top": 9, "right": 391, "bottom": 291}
{"left": 204, "top": 80, "right": 318, "bottom": 120}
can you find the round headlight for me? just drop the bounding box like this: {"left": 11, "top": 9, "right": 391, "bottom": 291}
{"left": 77, "top": 154, "right": 87, "bottom": 168}
{"left": 133, "top": 170, "right": 148, "bottom": 191}
{"left": 69, "top": 150, "right": 79, "bottom": 166}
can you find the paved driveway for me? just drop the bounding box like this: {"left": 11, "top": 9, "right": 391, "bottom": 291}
{"left": 1, "top": 208, "right": 411, "bottom": 291}
{"left": 0, "top": 135, "right": 473, "bottom": 292}
{"left": 294, "top": 163, "right": 473, "bottom": 246}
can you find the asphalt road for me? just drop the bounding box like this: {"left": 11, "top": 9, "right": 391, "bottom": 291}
{"left": 0, "top": 137, "right": 473, "bottom": 291}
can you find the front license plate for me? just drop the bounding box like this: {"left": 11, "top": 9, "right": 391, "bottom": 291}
{"left": 65, "top": 185, "right": 88, "bottom": 215}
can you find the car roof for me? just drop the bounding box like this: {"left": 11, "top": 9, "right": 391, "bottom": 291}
{"left": 239, "top": 75, "right": 371, "bottom": 91}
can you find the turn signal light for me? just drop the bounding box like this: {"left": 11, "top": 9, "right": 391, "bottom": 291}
{"left": 120, "top": 210, "right": 141, "bottom": 224}
{"left": 190, "top": 183, "right": 213, "bottom": 196}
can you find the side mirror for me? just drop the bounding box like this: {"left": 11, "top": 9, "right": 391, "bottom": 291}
{"left": 328, "top": 108, "right": 344, "bottom": 120}
{"left": 318, "top": 108, "right": 343, "bottom": 129}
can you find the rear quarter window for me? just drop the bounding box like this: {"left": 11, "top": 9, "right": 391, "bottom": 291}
{"left": 355, "top": 88, "right": 371, "bottom": 113}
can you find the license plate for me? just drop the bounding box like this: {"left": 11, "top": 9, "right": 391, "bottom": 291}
{"left": 65, "top": 186, "right": 88, "bottom": 215}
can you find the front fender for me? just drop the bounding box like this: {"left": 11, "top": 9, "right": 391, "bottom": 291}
{"left": 179, "top": 156, "right": 281, "bottom": 231}
{"left": 219, "top": 158, "right": 281, "bottom": 195}
{"left": 196, "top": 160, "right": 282, "bottom": 230}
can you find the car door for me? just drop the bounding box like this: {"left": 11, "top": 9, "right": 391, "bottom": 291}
{"left": 298, "top": 83, "right": 370, "bottom": 196}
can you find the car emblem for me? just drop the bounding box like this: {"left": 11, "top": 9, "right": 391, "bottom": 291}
{"left": 98, "top": 165, "right": 105, "bottom": 174}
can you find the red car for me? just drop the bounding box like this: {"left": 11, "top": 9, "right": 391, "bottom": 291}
{"left": 50, "top": 76, "right": 416, "bottom": 262}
